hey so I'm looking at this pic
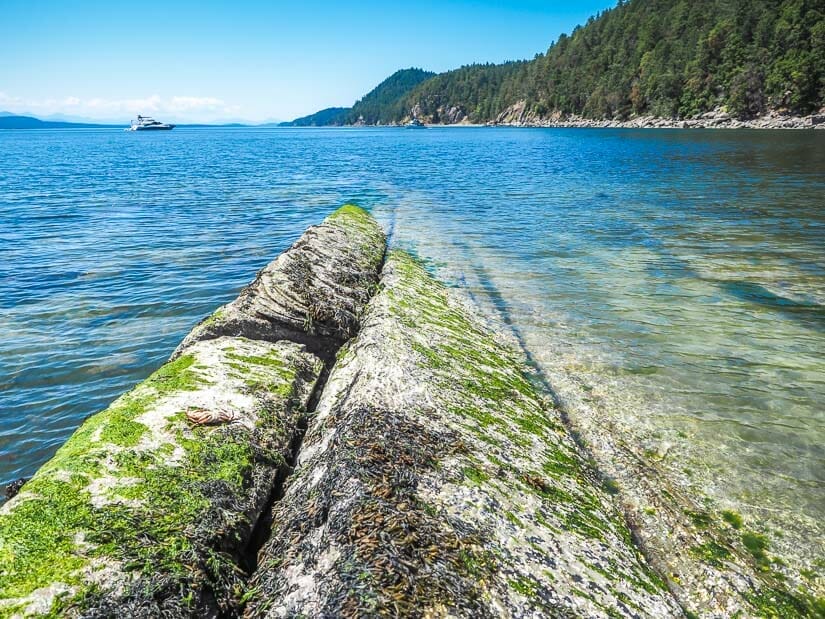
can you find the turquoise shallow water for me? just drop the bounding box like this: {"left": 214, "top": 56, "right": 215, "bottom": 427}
{"left": 1, "top": 127, "right": 823, "bottom": 569}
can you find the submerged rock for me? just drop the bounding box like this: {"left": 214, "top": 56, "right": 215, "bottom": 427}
{"left": 244, "top": 250, "right": 682, "bottom": 618}
{"left": 174, "top": 204, "right": 386, "bottom": 361}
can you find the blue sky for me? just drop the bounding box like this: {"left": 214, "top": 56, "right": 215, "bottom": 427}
{"left": 0, "top": 1, "right": 616, "bottom": 123}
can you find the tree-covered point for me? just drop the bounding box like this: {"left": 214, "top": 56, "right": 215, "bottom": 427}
{"left": 403, "top": 0, "right": 824, "bottom": 122}
{"left": 344, "top": 68, "right": 436, "bottom": 124}
{"left": 513, "top": 0, "right": 825, "bottom": 120}
{"left": 280, "top": 107, "right": 350, "bottom": 127}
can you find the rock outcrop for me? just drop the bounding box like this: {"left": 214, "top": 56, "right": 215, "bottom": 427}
{"left": 410, "top": 103, "right": 468, "bottom": 125}
{"left": 491, "top": 101, "right": 825, "bottom": 130}
{"left": 2, "top": 206, "right": 820, "bottom": 618}
{"left": 174, "top": 204, "right": 386, "bottom": 361}
{"left": 0, "top": 205, "right": 385, "bottom": 618}
{"left": 244, "top": 250, "right": 681, "bottom": 617}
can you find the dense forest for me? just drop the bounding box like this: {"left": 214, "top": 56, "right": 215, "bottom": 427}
{"left": 343, "top": 68, "right": 436, "bottom": 124}
{"left": 280, "top": 70, "right": 435, "bottom": 126}
{"left": 281, "top": 107, "right": 350, "bottom": 127}
{"left": 287, "top": 0, "right": 824, "bottom": 125}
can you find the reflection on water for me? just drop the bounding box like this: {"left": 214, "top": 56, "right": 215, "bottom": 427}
{"left": 1, "top": 126, "right": 823, "bottom": 577}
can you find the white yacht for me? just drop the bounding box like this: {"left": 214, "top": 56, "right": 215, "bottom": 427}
{"left": 128, "top": 115, "right": 175, "bottom": 131}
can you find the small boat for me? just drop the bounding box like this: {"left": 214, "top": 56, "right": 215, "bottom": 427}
{"left": 127, "top": 115, "right": 175, "bottom": 131}
{"left": 406, "top": 118, "right": 426, "bottom": 128}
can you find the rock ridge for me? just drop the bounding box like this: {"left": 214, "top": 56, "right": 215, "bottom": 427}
{"left": 174, "top": 204, "right": 386, "bottom": 362}
{"left": 243, "top": 250, "right": 682, "bottom": 618}
{"left": 2, "top": 207, "right": 821, "bottom": 618}
{"left": 0, "top": 205, "right": 386, "bottom": 618}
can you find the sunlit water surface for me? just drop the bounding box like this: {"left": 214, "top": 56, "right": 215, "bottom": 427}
{"left": 1, "top": 127, "right": 823, "bottom": 574}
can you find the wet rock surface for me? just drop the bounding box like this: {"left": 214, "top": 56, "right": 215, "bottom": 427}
{"left": 244, "top": 250, "right": 682, "bottom": 618}
{"left": 174, "top": 204, "right": 386, "bottom": 362}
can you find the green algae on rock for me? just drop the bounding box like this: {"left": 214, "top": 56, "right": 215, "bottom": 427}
{"left": 243, "top": 250, "right": 682, "bottom": 618}
{"left": 0, "top": 337, "right": 322, "bottom": 617}
{"left": 174, "top": 203, "right": 386, "bottom": 361}
{"left": 0, "top": 204, "right": 387, "bottom": 618}
{"left": 6, "top": 204, "right": 820, "bottom": 618}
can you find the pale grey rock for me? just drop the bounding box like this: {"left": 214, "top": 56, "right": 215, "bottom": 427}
{"left": 489, "top": 100, "right": 822, "bottom": 130}
{"left": 245, "top": 250, "right": 682, "bottom": 618}
{"left": 174, "top": 205, "right": 385, "bottom": 361}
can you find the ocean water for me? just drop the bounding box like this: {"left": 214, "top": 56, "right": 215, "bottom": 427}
{"left": 1, "top": 127, "right": 823, "bottom": 573}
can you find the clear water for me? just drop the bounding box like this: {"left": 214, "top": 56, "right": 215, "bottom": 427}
{"left": 1, "top": 127, "right": 823, "bottom": 573}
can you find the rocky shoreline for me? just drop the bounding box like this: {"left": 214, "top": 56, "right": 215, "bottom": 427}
{"left": 1, "top": 206, "right": 822, "bottom": 618}
{"left": 377, "top": 101, "right": 825, "bottom": 130}
{"left": 489, "top": 111, "right": 825, "bottom": 130}
{"left": 488, "top": 100, "right": 825, "bottom": 129}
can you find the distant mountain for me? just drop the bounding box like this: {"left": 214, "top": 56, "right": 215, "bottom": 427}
{"left": 287, "top": 0, "right": 824, "bottom": 125}
{"left": 280, "top": 107, "right": 350, "bottom": 127}
{"left": 0, "top": 115, "right": 118, "bottom": 129}
{"left": 0, "top": 114, "right": 287, "bottom": 129}
{"left": 176, "top": 123, "right": 248, "bottom": 128}
{"left": 40, "top": 113, "right": 121, "bottom": 124}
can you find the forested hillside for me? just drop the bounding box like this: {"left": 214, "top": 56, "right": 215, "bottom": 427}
{"left": 287, "top": 0, "right": 824, "bottom": 125}
{"left": 343, "top": 68, "right": 436, "bottom": 124}
{"left": 405, "top": 62, "right": 526, "bottom": 123}
{"left": 280, "top": 107, "right": 349, "bottom": 127}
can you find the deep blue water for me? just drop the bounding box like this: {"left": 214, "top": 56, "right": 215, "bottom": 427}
{"left": 1, "top": 127, "right": 823, "bottom": 568}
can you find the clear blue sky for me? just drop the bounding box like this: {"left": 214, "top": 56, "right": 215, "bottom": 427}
{"left": 0, "top": 1, "right": 616, "bottom": 123}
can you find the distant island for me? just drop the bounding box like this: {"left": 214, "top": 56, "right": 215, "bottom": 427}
{"left": 0, "top": 115, "right": 119, "bottom": 130}
{"left": 0, "top": 114, "right": 281, "bottom": 130}
{"left": 282, "top": 0, "right": 825, "bottom": 127}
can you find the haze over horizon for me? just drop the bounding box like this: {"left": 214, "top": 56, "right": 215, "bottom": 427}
{"left": 1, "top": 0, "right": 616, "bottom": 123}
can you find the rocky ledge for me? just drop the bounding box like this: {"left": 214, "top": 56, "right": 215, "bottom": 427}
{"left": 0, "top": 206, "right": 384, "bottom": 618}
{"left": 1, "top": 206, "right": 821, "bottom": 618}
{"left": 490, "top": 101, "right": 825, "bottom": 130}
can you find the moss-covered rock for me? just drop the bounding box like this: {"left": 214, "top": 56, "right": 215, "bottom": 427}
{"left": 244, "top": 250, "right": 682, "bottom": 618}
{"left": 9, "top": 206, "right": 815, "bottom": 618}
{"left": 0, "top": 337, "right": 322, "bottom": 617}
{"left": 174, "top": 203, "right": 386, "bottom": 361}
{"left": 0, "top": 204, "right": 387, "bottom": 618}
